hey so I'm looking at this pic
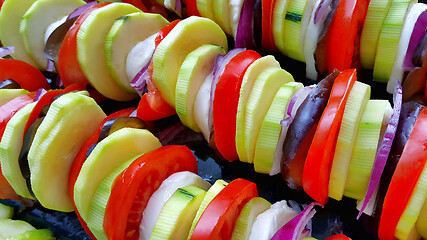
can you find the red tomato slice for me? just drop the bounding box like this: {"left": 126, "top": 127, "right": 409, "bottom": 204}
{"left": 123, "top": 0, "right": 148, "bottom": 12}
{"left": 0, "top": 170, "right": 20, "bottom": 200}
{"left": 190, "top": 178, "right": 258, "bottom": 240}
{"left": 0, "top": 59, "right": 50, "bottom": 91}
{"left": 0, "top": 92, "right": 36, "bottom": 139}
{"left": 185, "top": 0, "right": 200, "bottom": 16}
{"left": 378, "top": 108, "right": 427, "bottom": 240}
{"left": 261, "top": 0, "right": 278, "bottom": 51}
{"left": 303, "top": 69, "right": 357, "bottom": 205}
{"left": 213, "top": 50, "right": 261, "bottom": 161}
{"left": 68, "top": 107, "right": 135, "bottom": 240}
{"left": 324, "top": 0, "right": 369, "bottom": 74}
{"left": 58, "top": 2, "right": 110, "bottom": 89}
{"left": 104, "top": 145, "right": 198, "bottom": 240}
{"left": 155, "top": 20, "right": 181, "bottom": 46}
{"left": 24, "top": 85, "right": 82, "bottom": 133}
{"left": 325, "top": 234, "right": 352, "bottom": 240}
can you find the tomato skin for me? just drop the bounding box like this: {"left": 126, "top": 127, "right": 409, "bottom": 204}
{"left": 378, "top": 108, "right": 427, "bottom": 240}
{"left": 58, "top": 3, "right": 110, "bottom": 89}
{"left": 190, "top": 178, "right": 258, "bottom": 240}
{"left": 324, "top": 0, "right": 369, "bottom": 74}
{"left": 213, "top": 50, "right": 261, "bottom": 161}
{"left": 104, "top": 145, "right": 198, "bottom": 240}
{"left": 303, "top": 69, "right": 356, "bottom": 205}
{"left": 123, "top": 0, "right": 148, "bottom": 11}
{"left": 261, "top": 0, "right": 278, "bottom": 51}
{"left": 325, "top": 234, "right": 352, "bottom": 240}
{"left": 0, "top": 59, "right": 50, "bottom": 91}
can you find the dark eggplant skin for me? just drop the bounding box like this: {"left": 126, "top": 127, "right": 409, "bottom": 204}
{"left": 360, "top": 101, "right": 426, "bottom": 237}
{"left": 281, "top": 70, "right": 339, "bottom": 189}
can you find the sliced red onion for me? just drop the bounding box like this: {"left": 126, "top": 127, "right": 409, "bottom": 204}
{"left": 33, "top": 88, "right": 47, "bottom": 102}
{"left": 235, "top": 0, "right": 256, "bottom": 48}
{"left": 271, "top": 202, "right": 321, "bottom": 240}
{"left": 412, "top": 30, "right": 427, "bottom": 67}
{"left": 208, "top": 48, "right": 245, "bottom": 135}
{"left": 156, "top": 121, "right": 204, "bottom": 146}
{"left": 313, "top": 0, "right": 333, "bottom": 24}
{"left": 0, "top": 46, "right": 14, "bottom": 58}
{"left": 175, "top": 0, "right": 182, "bottom": 17}
{"left": 404, "top": 10, "right": 427, "bottom": 69}
{"left": 56, "top": 75, "right": 63, "bottom": 88}
{"left": 67, "top": 1, "right": 97, "bottom": 20}
{"left": 286, "top": 85, "right": 316, "bottom": 118}
{"left": 46, "top": 59, "right": 55, "bottom": 72}
{"left": 357, "top": 81, "right": 402, "bottom": 219}
{"left": 130, "top": 63, "right": 150, "bottom": 97}
{"left": 129, "top": 109, "right": 138, "bottom": 117}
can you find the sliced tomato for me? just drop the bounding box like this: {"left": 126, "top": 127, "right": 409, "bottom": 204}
{"left": 213, "top": 50, "right": 261, "bottom": 161}
{"left": 261, "top": 0, "right": 278, "bottom": 51}
{"left": 104, "top": 145, "right": 198, "bottom": 240}
{"left": 378, "top": 108, "right": 427, "bottom": 240}
{"left": 190, "top": 178, "right": 258, "bottom": 240}
{"left": 0, "top": 59, "right": 50, "bottom": 91}
{"left": 155, "top": 20, "right": 181, "bottom": 46}
{"left": 58, "top": 2, "right": 110, "bottom": 89}
{"left": 0, "top": 92, "right": 36, "bottom": 139}
{"left": 185, "top": 0, "right": 200, "bottom": 16}
{"left": 321, "top": 0, "right": 369, "bottom": 74}
{"left": 0, "top": 170, "right": 20, "bottom": 200}
{"left": 325, "top": 234, "right": 352, "bottom": 240}
{"left": 123, "top": 0, "right": 148, "bottom": 12}
{"left": 24, "top": 85, "right": 82, "bottom": 133}
{"left": 143, "top": 0, "right": 168, "bottom": 18}
{"left": 303, "top": 69, "right": 357, "bottom": 205}
{"left": 68, "top": 107, "right": 135, "bottom": 240}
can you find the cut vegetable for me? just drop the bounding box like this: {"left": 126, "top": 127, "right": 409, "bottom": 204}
{"left": 105, "top": 12, "right": 168, "bottom": 93}
{"left": 0, "top": 102, "right": 36, "bottom": 199}
{"left": 253, "top": 82, "right": 303, "bottom": 174}
{"left": 416, "top": 201, "right": 427, "bottom": 238}
{"left": 196, "top": 0, "right": 214, "bottom": 20}
{"left": 344, "top": 100, "right": 392, "bottom": 200}
{"left": 74, "top": 128, "right": 161, "bottom": 220}
{"left": 176, "top": 44, "right": 225, "bottom": 132}
{"left": 187, "top": 180, "right": 228, "bottom": 239}
{"left": 152, "top": 16, "right": 228, "bottom": 106}
{"left": 359, "top": 0, "right": 392, "bottom": 69}
{"left": 303, "top": 69, "right": 357, "bottom": 205}
{"left": 236, "top": 55, "right": 280, "bottom": 163}
{"left": 139, "top": 171, "right": 210, "bottom": 240}
{"left": 373, "top": 0, "right": 414, "bottom": 83}
{"left": 28, "top": 93, "right": 105, "bottom": 212}
{"left": 328, "top": 81, "right": 371, "bottom": 201}
{"left": 0, "top": 203, "right": 14, "bottom": 220}
{"left": 272, "top": 0, "right": 292, "bottom": 54}
{"left": 244, "top": 67, "right": 294, "bottom": 163}
{"left": 212, "top": 0, "right": 233, "bottom": 35}
{"left": 0, "top": 89, "right": 29, "bottom": 107}
{"left": 231, "top": 197, "right": 271, "bottom": 240}
{"left": 0, "top": 220, "right": 35, "bottom": 239}
{"left": 151, "top": 185, "right": 206, "bottom": 240}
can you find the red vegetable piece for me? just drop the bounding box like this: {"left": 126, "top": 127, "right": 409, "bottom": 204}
{"left": 185, "top": 0, "right": 200, "bottom": 16}
{"left": 123, "top": 0, "right": 148, "bottom": 12}
{"left": 378, "top": 108, "right": 427, "bottom": 240}
{"left": 104, "top": 145, "right": 198, "bottom": 240}
{"left": 261, "top": 0, "right": 278, "bottom": 51}
{"left": 24, "top": 84, "right": 82, "bottom": 133}
{"left": 190, "top": 178, "right": 258, "bottom": 240}
{"left": 0, "top": 59, "right": 49, "bottom": 91}
{"left": 213, "top": 50, "right": 261, "bottom": 161}
{"left": 303, "top": 69, "right": 357, "bottom": 205}
{"left": 322, "top": 0, "right": 369, "bottom": 74}
{"left": 58, "top": 2, "right": 110, "bottom": 89}
{"left": 0, "top": 170, "right": 20, "bottom": 200}
{"left": 325, "top": 234, "right": 352, "bottom": 240}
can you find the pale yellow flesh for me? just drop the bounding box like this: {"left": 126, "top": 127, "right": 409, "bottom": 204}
{"left": 236, "top": 56, "right": 280, "bottom": 163}
{"left": 74, "top": 128, "right": 161, "bottom": 220}
{"left": 0, "top": 102, "right": 37, "bottom": 199}
{"left": 273, "top": 0, "right": 292, "bottom": 54}
{"left": 28, "top": 93, "right": 106, "bottom": 212}
{"left": 0, "top": 0, "right": 39, "bottom": 68}
{"left": 328, "top": 81, "right": 371, "bottom": 201}
{"left": 20, "top": 0, "right": 85, "bottom": 68}
{"left": 105, "top": 12, "right": 169, "bottom": 93}
{"left": 0, "top": 89, "right": 29, "bottom": 107}
{"left": 77, "top": 3, "right": 141, "bottom": 101}
{"left": 416, "top": 200, "right": 427, "bottom": 239}
{"left": 197, "top": 0, "right": 215, "bottom": 20}
{"left": 152, "top": 16, "right": 228, "bottom": 106}
{"left": 243, "top": 67, "right": 294, "bottom": 163}
{"left": 0, "top": 220, "right": 35, "bottom": 239}
{"left": 213, "top": 0, "right": 233, "bottom": 35}
{"left": 176, "top": 44, "right": 225, "bottom": 132}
